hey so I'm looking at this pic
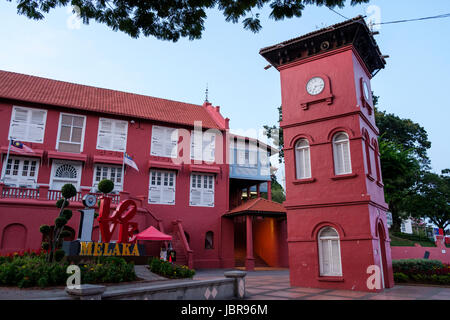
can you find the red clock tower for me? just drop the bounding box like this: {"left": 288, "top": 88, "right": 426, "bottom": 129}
{"left": 260, "top": 16, "right": 394, "bottom": 291}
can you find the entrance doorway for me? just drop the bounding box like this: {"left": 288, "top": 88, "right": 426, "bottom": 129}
{"left": 378, "top": 223, "right": 389, "bottom": 288}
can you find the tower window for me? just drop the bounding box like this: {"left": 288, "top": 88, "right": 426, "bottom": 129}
{"left": 332, "top": 132, "right": 352, "bottom": 175}
{"left": 295, "top": 139, "right": 311, "bottom": 179}
{"left": 318, "top": 227, "right": 342, "bottom": 277}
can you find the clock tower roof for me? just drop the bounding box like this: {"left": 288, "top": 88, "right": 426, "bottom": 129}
{"left": 259, "top": 16, "right": 386, "bottom": 77}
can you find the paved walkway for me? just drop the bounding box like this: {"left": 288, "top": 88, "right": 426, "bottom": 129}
{"left": 1, "top": 268, "right": 449, "bottom": 300}
{"left": 194, "top": 269, "right": 450, "bottom": 300}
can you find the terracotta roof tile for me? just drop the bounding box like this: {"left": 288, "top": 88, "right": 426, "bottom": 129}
{"left": 0, "top": 70, "right": 221, "bottom": 129}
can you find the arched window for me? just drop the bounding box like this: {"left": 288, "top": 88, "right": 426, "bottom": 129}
{"left": 318, "top": 227, "right": 342, "bottom": 276}
{"left": 55, "top": 164, "right": 78, "bottom": 179}
{"left": 295, "top": 139, "right": 311, "bottom": 179}
{"left": 205, "top": 231, "right": 214, "bottom": 249}
{"left": 333, "top": 132, "right": 352, "bottom": 175}
{"left": 363, "top": 131, "right": 372, "bottom": 176}
{"left": 372, "top": 139, "right": 382, "bottom": 183}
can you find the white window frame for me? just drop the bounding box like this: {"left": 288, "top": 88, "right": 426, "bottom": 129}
{"left": 295, "top": 139, "right": 312, "bottom": 179}
{"left": 55, "top": 113, "right": 87, "bottom": 153}
{"left": 1, "top": 156, "right": 40, "bottom": 188}
{"left": 148, "top": 169, "right": 176, "bottom": 205}
{"left": 49, "top": 160, "right": 82, "bottom": 191}
{"left": 96, "top": 117, "right": 128, "bottom": 152}
{"left": 318, "top": 227, "right": 343, "bottom": 277}
{"left": 189, "top": 173, "right": 215, "bottom": 207}
{"left": 92, "top": 164, "right": 124, "bottom": 193}
{"left": 333, "top": 132, "right": 352, "bottom": 175}
{"left": 150, "top": 125, "right": 178, "bottom": 158}
{"left": 8, "top": 106, "right": 47, "bottom": 143}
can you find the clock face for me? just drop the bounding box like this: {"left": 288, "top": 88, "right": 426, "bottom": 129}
{"left": 306, "top": 77, "right": 325, "bottom": 96}
{"left": 363, "top": 81, "right": 370, "bottom": 100}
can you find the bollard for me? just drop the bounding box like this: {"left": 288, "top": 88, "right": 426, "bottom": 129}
{"left": 224, "top": 271, "right": 247, "bottom": 299}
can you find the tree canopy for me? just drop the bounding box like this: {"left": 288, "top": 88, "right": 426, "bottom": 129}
{"left": 9, "top": 0, "right": 369, "bottom": 41}
{"left": 407, "top": 170, "right": 450, "bottom": 232}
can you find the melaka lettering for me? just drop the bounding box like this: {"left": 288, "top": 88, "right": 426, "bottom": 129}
{"left": 97, "top": 197, "right": 138, "bottom": 243}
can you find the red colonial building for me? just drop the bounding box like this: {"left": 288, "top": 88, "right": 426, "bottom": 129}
{"left": 260, "top": 16, "right": 394, "bottom": 291}
{"left": 0, "top": 70, "right": 288, "bottom": 270}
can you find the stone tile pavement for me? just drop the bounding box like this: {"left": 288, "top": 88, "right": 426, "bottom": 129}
{"left": 194, "top": 269, "right": 450, "bottom": 300}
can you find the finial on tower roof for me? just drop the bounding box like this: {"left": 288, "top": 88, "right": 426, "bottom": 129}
{"left": 204, "top": 83, "right": 209, "bottom": 103}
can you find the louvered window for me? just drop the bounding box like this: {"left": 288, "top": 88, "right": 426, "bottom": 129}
{"left": 333, "top": 133, "right": 352, "bottom": 175}
{"left": 1, "top": 156, "right": 39, "bottom": 188}
{"left": 189, "top": 173, "right": 214, "bottom": 207}
{"left": 8, "top": 106, "right": 47, "bottom": 143}
{"left": 93, "top": 165, "right": 123, "bottom": 192}
{"left": 191, "top": 131, "right": 216, "bottom": 162}
{"left": 96, "top": 118, "right": 128, "bottom": 152}
{"left": 148, "top": 170, "right": 176, "bottom": 205}
{"left": 295, "top": 139, "right": 311, "bottom": 179}
{"left": 150, "top": 126, "right": 178, "bottom": 158}
{"left": 318, "top": 227, "right": 342, "bottom": 276}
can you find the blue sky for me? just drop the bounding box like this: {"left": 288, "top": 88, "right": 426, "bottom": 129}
{"left": 0, "top": 0, "right": 449, "bottom": 177}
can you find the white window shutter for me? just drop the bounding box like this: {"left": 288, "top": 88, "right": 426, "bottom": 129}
{"left": 97, "top": 119, "right": 112, "bottom": 150}
{"left": 203, "top": 190, "right": 214, "bottom": 207}
{"left": 343, "top": 141, "right": 351, "bottom": 173}
{"left": 10, "top": 123, "right": 27, "bottom": 141}
{"left": 334, "top": 144, "right": 344, "bottom": 175}
{"left": 304, "top": 148, "right": 311, "bottom": 178}
{"left": 151, "top": 126, "right": 164, "bottom": 156}
{"left": 149, "top": 187, "right": 161, "bottom": 203}
{"left": 191, "top": 131, "right": 202, "bottom": 160}
{"left": 167, "top": 128, "right": 178, "bottom": 158}
{"left": 331, "top": 240, "right": 341, "bottom": 275}
{"left": 203, "top": 133, "right": 215, "bottom": 162}
{"left": 10, "top": 107, "right": 28, "bottom": 141}
{"left": 190, "top": 189, "right": 202, "bottom": 205}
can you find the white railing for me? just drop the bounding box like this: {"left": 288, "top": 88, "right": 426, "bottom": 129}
{"left": 0, "top": 186, "right": 39, "bottom": 200}
{"left": 0, "top": 185, "right": 121, "bottom": 205}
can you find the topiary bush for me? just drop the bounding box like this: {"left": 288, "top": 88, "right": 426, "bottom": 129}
{"left": 98, "top": 179, "right": 115, "bottom": 194}
{"left": 41, "top": 183, "right": 77, "bottom": 262}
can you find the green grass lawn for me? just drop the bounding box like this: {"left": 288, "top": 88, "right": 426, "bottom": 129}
{"left": 390, "top": 234, "right": 436, "bottom": 247}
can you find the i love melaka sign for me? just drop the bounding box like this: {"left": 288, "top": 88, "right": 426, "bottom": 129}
{"left": 75, "top": 197, "right": 144, "bottom": 257}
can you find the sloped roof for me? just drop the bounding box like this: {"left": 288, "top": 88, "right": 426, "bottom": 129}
{"left": 226, "top": 197, "right": 286, "bottom": 216}
{"left": 0, "top": 70, "right": 221, "bottom": 129}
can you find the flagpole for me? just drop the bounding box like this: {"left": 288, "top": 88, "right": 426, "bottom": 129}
{"left": 122, "top": 152, "right": 126, "bottom": 180}
{"left": 1, "top": 139, "right": 12, "bottom": 182}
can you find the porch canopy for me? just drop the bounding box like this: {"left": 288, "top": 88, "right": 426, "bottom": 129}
{"left": 223, "top": 197, "right": 286, "bottom": 218}
{"left": 135, "top": 226, "right": 172, "bottom": 241}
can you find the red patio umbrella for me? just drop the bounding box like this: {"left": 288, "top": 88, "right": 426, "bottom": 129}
{"left": 135, "top": 226, "right": 172, "bottom": 241}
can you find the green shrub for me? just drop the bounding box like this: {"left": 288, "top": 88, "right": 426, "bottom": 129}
{"left": 54, "top": 216, "right": 67, "bottom": 228}
{"left": 62, "top": 209, "right": 73, "bottom": 220}
{"left": 393, "top": 272, "right": 409, "bottom": 283}
{"left": 39, "top": 225, "right": 51, "bottom": 235}
{"left": 61, "top": 184, "right": 77, "bottom": 199}
{"left": 0, "top": 254, "right": 136, "bottom": 288}
{"left": 392, "top": 259, "right": 444, "bottom": 273}
{"left": 98, "top": 179, "right": 115, "bottom": 194}
{"left": 147, "top": 257, "right": 195, "bottom": 279}
{"left": 56, "top": 199, "right": 69, "bottom": 208}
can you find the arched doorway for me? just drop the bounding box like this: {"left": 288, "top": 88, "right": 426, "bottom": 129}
{"left": 377, "top": 222, "right": 389, "bottom": 289}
